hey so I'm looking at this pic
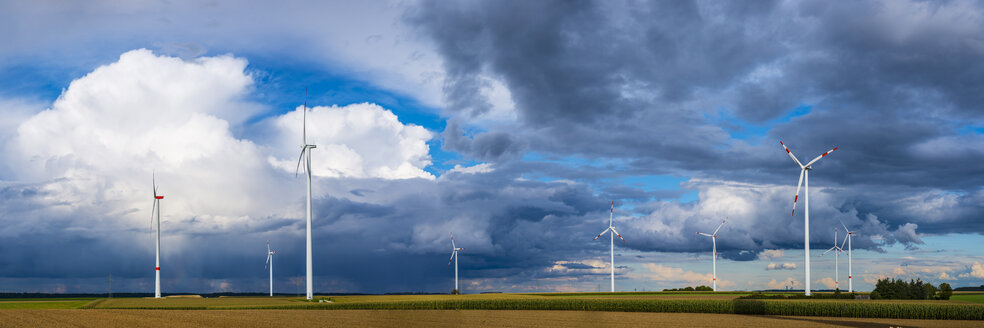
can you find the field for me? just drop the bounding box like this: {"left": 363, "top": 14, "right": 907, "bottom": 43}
{"left": 0, "top": 298, "right": 97, "bottom": 309}
{"left": 2, "top": 309, "right": 983, "bottom": 328}
{"left": 1, "top": 292, "right": 982, "bottom": 326}
{"left": 952, "top": 292, "right": 984, "bottom": 304}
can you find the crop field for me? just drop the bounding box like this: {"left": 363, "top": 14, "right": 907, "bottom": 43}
{"left": 1, "top": 309, "right": 983, "bottom": 328}
{"left": 70, "top": 292, "right": 984, "bottom": 320}
{"left": 0, "top": 298, "right": 97, "bottom": 310}
{"left": 952, "top": 292, "right": 984, "bottom": 304}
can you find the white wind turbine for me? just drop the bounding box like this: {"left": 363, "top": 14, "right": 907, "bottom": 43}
{"left": 265, "top": 241, "right": 276, "bottom": 297}
{"left": 593, "top": 201, "right": 625, "bottom": 292}
{"left": 780, "top": 141, "right": 838, "bottom": 296}
{"left": 696, "top": 219, "right": 727, "bottom": 291}
{"left": 149, "top": 174, "right": 164, "bottom": 299}
{"left": 295, "top": 89, "right": 317, "bottom": 300}
{"left": 448, "top": 232, "right": 464, "bottom": 294}
{"left": 839, "top": 220, "right": 856, "bottom": 292}
{"left": 819, "top": 227, "right": 844, "bottom": 290}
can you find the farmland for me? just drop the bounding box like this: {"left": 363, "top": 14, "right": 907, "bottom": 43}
{"left": 2, "top": 309, "right": 983, "bottom": 328}
{"left": 952, "top": 292, "right": 984, "bottom": 304}
{"left": 75, "top": 292, "right": 984, "bottom": 320}
{"left": 1, "top": 292, "right": 982, "bottom": 326}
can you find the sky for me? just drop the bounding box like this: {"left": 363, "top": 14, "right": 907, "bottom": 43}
{"left": 1, "top": 0, "right": 983, "bottom": 294}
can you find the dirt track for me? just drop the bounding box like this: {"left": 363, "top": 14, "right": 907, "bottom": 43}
{"left": 1, "top": 309, "right": 981, "bottom": 328}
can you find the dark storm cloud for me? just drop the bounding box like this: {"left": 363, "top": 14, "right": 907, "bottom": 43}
{"left": 409, "top": 0, "right": 984, "bottom": 239}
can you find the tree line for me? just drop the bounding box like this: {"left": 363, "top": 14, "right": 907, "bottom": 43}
{"left": 870, "top": 278, "right": 952, "bottom": 300}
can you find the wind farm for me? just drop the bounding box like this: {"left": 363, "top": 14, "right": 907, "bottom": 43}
{"left": 3, "top": 1, "right": 984, "bottom": 327}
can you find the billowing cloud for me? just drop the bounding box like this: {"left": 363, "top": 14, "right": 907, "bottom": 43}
{"left": 972, "top": 262, "right": 984, "bottom": 279}
{"left": 766, "top": 277, "right": 801, "bottom": 290}
{"left": 634, "top": 264, "right": 734, "bottom": 289}
{"left": 268, "top": 103, "right": 434, "bottom": 180}
{"left": 766, "top": 263, "right": 797, "bottom": 271}
{"left": 758, "top": 249, "right": 785, "bottom": 260}
{"left": 817, "top": 277, "right": 837, "bottom": 289}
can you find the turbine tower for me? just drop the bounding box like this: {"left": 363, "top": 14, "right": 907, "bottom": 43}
{"left": 448, "top": 232, "right": 464, "bottom": 294}
{"left": 265, "top": 241, "right": 276, "bottom": 297}
{"left": 149, "top": 174, "right": 163, "bottom": 299}
{"left": 840, "top": 220, "right": 856, "bottom": 292}
{"left": 295, "top": 89, "right": 317, "bottom": 300}
{"left": 593, "top": 201, "right": 625, "bottom": 292}
{"left": 780, "top": 141, "right": 838, "bottom": 296}
{"left": 696, "top": 219, "right": 727, "bottom": 291}
{"left": 820, "top": 227, "right": 844, "bottom": 290}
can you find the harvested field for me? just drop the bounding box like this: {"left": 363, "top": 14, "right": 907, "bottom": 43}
{"left": 0, "top": 309, "right": 981, "bottom": 328}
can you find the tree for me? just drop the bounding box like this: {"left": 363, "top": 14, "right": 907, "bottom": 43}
{"left": 869, "top": 290, "right": 880, "bottom": 300}
{"left": 938, "top": 283, "right": 952, "bottom": 300}
{"left": 923, "top": 283, "right": 937, "bottom": 300}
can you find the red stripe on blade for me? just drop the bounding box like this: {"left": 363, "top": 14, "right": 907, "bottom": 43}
{"left": 155, "top": 196, "right": 163, "bottom": 199}
{"left": 156, "top": 267, "right": 160, "bottom": 270}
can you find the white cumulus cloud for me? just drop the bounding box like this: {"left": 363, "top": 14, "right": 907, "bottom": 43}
{"left": 269, "top": 103, "right": 434, "bottom": 180}
{"left": 766, "top": 262, "right": 797, "bottom": 270}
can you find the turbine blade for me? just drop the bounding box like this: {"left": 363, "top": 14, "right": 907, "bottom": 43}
{"left": 451, "top": 232, "right": 455, "bottom": 249}
{"left": 821, "top": 246, "right": 836, "bottom": 256}
{"left": 839, "top": 219, "right": 850, "bottom": 234}
{"left": 792, "top": 169, "right": 804, "bottom": 216}
{"left": 295, "top": 148, "right": 306, "bottom": 177}
{"left": 697, "top": 232, "right": 712, "bottom": 237}
{"left": 840, "top": 233, "right": 849, "bottom": 250}
{"left": 149, "top": 199, "right": 157, "bottom": 230}
{"left": 609, "top": 201, "right": 614, "bottom": 226}
{"left": 805, "top": 146, "right": 839, "bottom": 167}
{"left": 267, "top": 241, "right": 271, "bottom": 253}
{"left": 610, "top": 228, "right": 625, "bottom": 242}
{"left": 593, "top": 227, "right": 611, "bottom": 240}
{"left": 265, "top": 254, "right": 271, "bottom": 268}
{"left": 303, "top": 87, "right": 308, "bottom": 146}
{"left": 712, "top": 219, "right": 727, "bottom": 235}
{"left": 448, "top": 251, "right": 455, "bottom": 265}
{"left": 779, "top": 141, "right": 804, "bottom": 167}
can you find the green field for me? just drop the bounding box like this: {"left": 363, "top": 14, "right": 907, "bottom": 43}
{"left": 952, "top": 293, "right": 984, "bottom": 304}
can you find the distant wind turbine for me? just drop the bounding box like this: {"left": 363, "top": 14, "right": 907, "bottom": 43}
{"left": 149, "top": 174, "right": 164, "bottom": 299}
{"left": 295, "top": 89, "right": 317, "bottom": 300}
{"left": 265, "top": 241, "right": 276, "bottom": 297}
{"left": 448, "top": 232, "right": 464, "bottom": 294}
{"left": 780, "top": 141, "right": 838, "bottom": 296}
{"left": 840, "top": 220, "right": 856, "bottom": 292}
{"left": 593, "top": 201, "right": 625, "bottom": 292}
{"left": 820, "top": 227, "right": 844, "bottom": 290}
{"left": 696, "top": 219, "right": 727, "bottom": 291}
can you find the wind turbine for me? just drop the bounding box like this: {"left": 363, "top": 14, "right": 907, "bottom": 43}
{"left": 149, "top": 174, "right": 163, "bottom": 299}
{"left": 840, "top": 220, "right": 856, "bottom": 292}
{"left": 696, "top": 219, "right": 727, "bottom": 291}
{"left": 448, "top": 232, "right": 464, "bottom": 294}
{"left": 265, "top": 241, "right": 276, "bottom": 297}
{"left": 295, "top": 89, "right": 317, "bottom": 300}
{"left": 780, "top": 141, "right": 838, "bottom": 296}
{"left": 820, "top": 227, "right": 843, "bottom": 290}
{"left": 593, "top": 201, "right": 625, "bottom": 292}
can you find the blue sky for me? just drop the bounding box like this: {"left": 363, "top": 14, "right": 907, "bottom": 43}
{"left": 1, "top": 0, "right": 983, "bottom": 294}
